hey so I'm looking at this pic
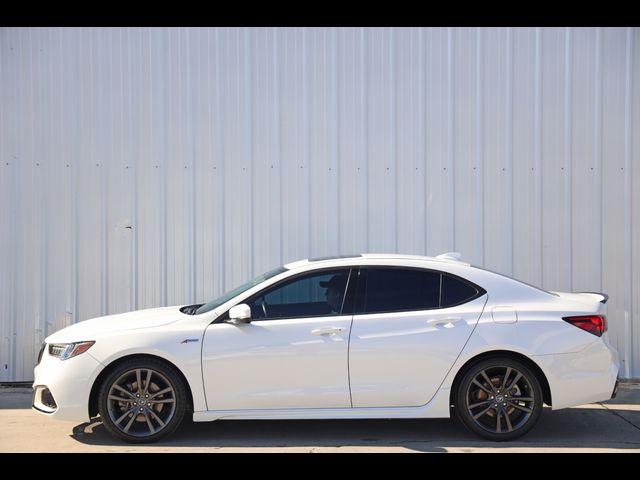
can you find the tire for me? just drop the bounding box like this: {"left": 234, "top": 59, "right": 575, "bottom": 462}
{"left": 455, "top": 357, "right": 543, "bottom": 441}
{"left": 98, "top": 358, "right": 187, "bottom": 443}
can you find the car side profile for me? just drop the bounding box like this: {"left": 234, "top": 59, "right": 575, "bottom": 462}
{"left": 32, "top": 253, "right": 619, "bottom": 443}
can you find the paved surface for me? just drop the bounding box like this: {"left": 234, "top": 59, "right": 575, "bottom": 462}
{"left": 1, "top": 384, "right": 639, "bottom": 452}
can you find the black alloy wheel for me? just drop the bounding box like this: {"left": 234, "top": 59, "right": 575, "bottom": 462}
{"left": 98, "top": 358, "right": 187, "bottom": 443}
{"left": 455, "top": 357, "right": 543, "bottom": 441}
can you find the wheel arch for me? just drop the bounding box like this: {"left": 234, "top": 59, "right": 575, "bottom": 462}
{"left": 449, "top": 350, "right": 552, "bottom": 409}
{"left": 89, "top": 353, "right": 194, "bottom": 419}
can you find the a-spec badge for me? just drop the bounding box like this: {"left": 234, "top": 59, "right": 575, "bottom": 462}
{"left": 180, "top": 338, "right": 199, "bottom": 344}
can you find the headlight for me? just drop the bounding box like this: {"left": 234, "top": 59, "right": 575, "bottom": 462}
{"left": 48, "top": 341, "right": 95, "bottom": 360}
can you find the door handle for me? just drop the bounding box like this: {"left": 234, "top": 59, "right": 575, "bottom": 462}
{"left": 427, "top": 317, "right": 464, "bottom": 327}
{"left": 311, "top": 327, "right": 345, "bottom": 336}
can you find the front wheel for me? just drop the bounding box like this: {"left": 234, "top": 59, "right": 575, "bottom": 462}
{"left": 455, "top": 357, "right": 543, "bottom": 441}
{"left": 98, "top": 358, "right": 187, "bottom": 443}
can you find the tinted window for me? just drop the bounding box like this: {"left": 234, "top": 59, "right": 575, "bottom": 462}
{"left": 440, "top": 274, "right": 479, "bottom": 307}
{"left": 363, "top": 268, "right": 441, "bottom": 313}
{"left": 246, "top": 269, "right": 352, "bottom": 320}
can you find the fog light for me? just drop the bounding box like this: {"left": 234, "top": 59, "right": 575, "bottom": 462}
{"left": 41, "top": 388, "right": 57, "bottom": 409}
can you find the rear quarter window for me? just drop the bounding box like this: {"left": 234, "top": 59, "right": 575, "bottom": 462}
{"left": 440, "top": 274, "right": 482, "bottom": 307}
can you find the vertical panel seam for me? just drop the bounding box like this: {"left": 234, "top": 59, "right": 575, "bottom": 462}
{"left": 534, "top": 27, "right": 542, "bottom": 285}
{"left": 447, "top": 28, "right": 455, "bottom": 252}
{"left": 595, "top": 27, "right": 603, "bottom": 291}
{"left": 506, "top": 27, "right": 515, "bottom": 276}
{"left": 623, "top": 27, "right": 633, "bottom": 377}
{"left": 476, "top": 27, "right": 484, "bottom": 266}
{"left": 391, "top": 28, "right": 398, "bottom": 253}
{"left": 564, "top": 27, "right": 573, "bottom": 292}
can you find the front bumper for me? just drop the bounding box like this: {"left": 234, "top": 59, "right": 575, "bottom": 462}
{"left": 32, "top": 345, "right": 104, "bottom": 423}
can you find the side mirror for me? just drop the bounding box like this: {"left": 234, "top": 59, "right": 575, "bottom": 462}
{"left": 227, "top": 303, "right": 252, "bottom": 325}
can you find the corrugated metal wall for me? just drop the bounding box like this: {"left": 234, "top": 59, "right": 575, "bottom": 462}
{"left": 1, "top": 27, "right": 638, "bottom": 382}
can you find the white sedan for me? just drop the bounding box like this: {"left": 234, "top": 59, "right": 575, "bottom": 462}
{"left": 32, "top": 253, "right": 619, "bottom": 443}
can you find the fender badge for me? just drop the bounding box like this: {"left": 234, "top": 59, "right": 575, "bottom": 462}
{"left": 180, "top": 338, "right": 199, "bottom": 344}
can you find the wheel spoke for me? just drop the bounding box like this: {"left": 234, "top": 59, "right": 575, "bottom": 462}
{"left": 135, "top": 369, "right": 142, "bottom": 392}
{"left": 472, "top": 405, "right": 494, "bottom": 420}
{"left": 468, "top": 399, "right": 492, "bottom": 409}
{"left": 114, "top": 406, "right": 137, "bottom": 425}
{"left": 112, "top": 384, "right": 135, "bottom": 398}
{"left": 472, "top": 379, "right": 493, "bottom": 395}
{"left": 149, "top": 387, "right": 173, "bottom": 399}
{"left": 151, "top": 398, "right": 175, "bottom": 404}
{"left": 480, "top": 371, "right": 496, "bottom": 392}
{"left": 505, "top": 372, "right": 522, "bottom": 391}
{"left": 143, "top": 370, "right": 153, "bottom": 395}
{"left": 108, "top": 394, "right": 131, "bottom": 402}
{"left": 504, "top": 410, "right": 514, "bottom": 432}
{"left": 143, "top": 410, "right": 156, "bottom": 434}
{"left": 148, "top": 409, "right": 166, "bottom": 428}
{"left": 122, "top": 411, "right": 138, "bottom": 433}
{"left": 502, "top": 367, "right": 512, "bottom": 390}
{"left": 507, "top": 401, "right": 532, "bottom": 413}
{"left": 511, "top": 396, "right": 534, "bottom": 402}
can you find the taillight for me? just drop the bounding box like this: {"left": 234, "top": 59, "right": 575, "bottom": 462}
{"left": 563, "top": 315, "right": 607, "bottom": 337}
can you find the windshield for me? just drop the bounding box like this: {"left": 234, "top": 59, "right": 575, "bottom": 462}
{"left": 195, "top": 266, "right": 288, "bottom": 315}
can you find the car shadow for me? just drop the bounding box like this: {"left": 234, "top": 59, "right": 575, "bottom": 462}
{"left": 69, "top": 406, "right": 640, "bottom": 452}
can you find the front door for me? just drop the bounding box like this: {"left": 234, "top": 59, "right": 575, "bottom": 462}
{"left": 202, "top": 268, "right": 354, "bottom": 411}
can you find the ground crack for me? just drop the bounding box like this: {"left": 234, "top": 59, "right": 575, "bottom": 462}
{"left": 599, "top": 402, "right": 640, "bottom": 433}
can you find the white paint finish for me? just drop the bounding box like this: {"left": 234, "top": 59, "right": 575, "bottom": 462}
{"left": 491, "top": 306, "right": 517, "bottom": 324}
{"left": 349, "top": 295, "right": 487, "bottom": 407}
{"left": 202, "top": 316, "right": 352, "bottom": 410}
{"left": 1, "top": 27, "right": 639, "bottom": 381}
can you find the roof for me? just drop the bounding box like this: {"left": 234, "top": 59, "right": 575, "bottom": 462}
{"left": 284, "top": 252, "right": 469, "bottom": 270}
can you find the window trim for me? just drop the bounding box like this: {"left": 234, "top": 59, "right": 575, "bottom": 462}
{"left": 354, "top": 266, "right": 486, "bottom": 316}
{"left": 215, "top": 267, "right": 356, "bottom": 323}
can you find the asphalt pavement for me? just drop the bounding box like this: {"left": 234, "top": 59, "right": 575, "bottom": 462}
{"left": 1, "top": 383, "right": 639, "bottom": 452}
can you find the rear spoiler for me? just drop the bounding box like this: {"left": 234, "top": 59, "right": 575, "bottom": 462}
{"left": 578, "top": 292, "right": 609, "bottom": 304}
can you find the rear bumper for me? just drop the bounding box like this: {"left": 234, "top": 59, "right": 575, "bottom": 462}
{"left": 611, "top": 378, "right": 620, "bottom": 399}
{"left": 532, "top": 338, "right": 619, "bottom": 410}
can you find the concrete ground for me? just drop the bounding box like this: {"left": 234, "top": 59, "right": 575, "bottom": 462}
{"left": 1, "top": 384, "right": 639, "bottom": 452}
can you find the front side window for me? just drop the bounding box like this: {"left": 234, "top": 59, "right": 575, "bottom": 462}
{"left": 245, "top": 268, "right": 352, "bottom": 320}
{"left": 360, "top": 267, "right": 484, "bottom": 314}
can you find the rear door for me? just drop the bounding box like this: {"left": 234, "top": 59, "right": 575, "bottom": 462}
{"left": 348, "top": 267, "right": 487, "bottom": 407}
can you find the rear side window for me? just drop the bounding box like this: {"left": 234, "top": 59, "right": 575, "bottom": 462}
{"left": 363, "top": 268, "right": 441, "bottom": 313}
{"left": 360, "top": 268, "right": 484, "bottom": 314}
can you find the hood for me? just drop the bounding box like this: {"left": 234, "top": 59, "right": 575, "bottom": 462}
{"left": 45, "top": 306, "right": 185, "bottom": 343}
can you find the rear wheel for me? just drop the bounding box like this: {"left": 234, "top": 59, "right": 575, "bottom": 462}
{"left": 455, "top": 357, "right": 543, "bottom": 441}
{"left": 98, "top": 358, "right": 187, "bottom": 443}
